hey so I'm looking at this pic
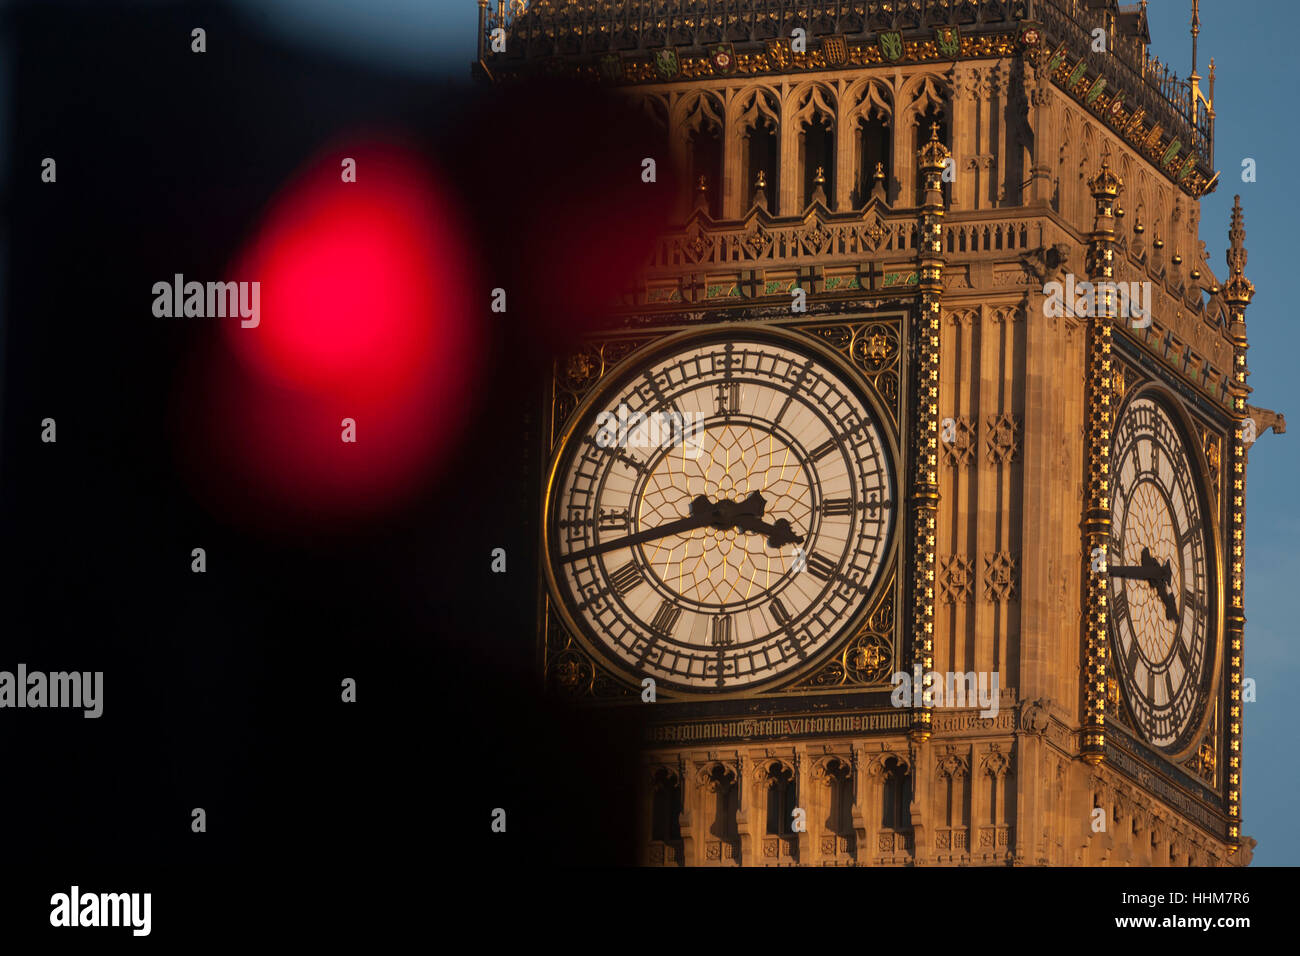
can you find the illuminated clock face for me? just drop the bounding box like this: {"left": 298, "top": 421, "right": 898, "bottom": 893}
{"left": 545, "top": 330, "right": 896, "bottom": 693}
{"left": 1108, "top": 394, "right": 1216, "bottom": 753}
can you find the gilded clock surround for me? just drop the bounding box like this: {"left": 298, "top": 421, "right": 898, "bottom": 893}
{"left": 1106, "top": 381, "right": 1225, "bottom": 764}
{"left": 542, "top": 320, "right": 905, "bottom": 701}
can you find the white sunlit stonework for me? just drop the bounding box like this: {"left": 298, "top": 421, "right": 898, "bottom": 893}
{"left": 549, "top": 333, "right": 894, "bottom": 692}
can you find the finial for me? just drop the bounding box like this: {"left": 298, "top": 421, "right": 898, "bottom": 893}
{"left": 1087, "top": 156, "right": 1122, "bottom": 198}
{"left": 1224, "top": 195, "right": 1255, "bottom": 306}
{"left": 918, "top": 121, "right": 951, "bottom": 170}
{"left": 752, "top": 170, "right": 769, "bottom": 212}
{"left": 810, "top": 165, "right": 827, "bottom": 206}
{"left": 695, "top": 174, "right": 709, "bottom": 211}
{"left": 1191, "top": 0, "right": 1201, "bottom": 76}
{"left": 1229, "top": 195, "right": 1245, "bottom": 240}
{"left": 1228, "top": 195, "right": 1246, "bottom": 266}
{"left": 870, "top": 162, "right": 887, "bottom": 204}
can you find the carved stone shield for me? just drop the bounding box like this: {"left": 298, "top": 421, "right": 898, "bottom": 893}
{"left": 822, "top": 34, "right": 847, "bottom": 66}
{"left": 935, "top": 26, "right": 959, "bottom": 58}
{"left": 878, "top": 31, "right": 903, "bottom": 62}
{"left": 711, "top": 43, "right": 735, "bottom": 74}
{"left": 654, "top": 47, "right": 679, "bottom": 79}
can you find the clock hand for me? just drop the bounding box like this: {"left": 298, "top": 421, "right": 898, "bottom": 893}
{"left": 1107, "top": 564, "right": 1165, "bottom": 581}
{"left": 1108, "top": 547, "right": 1169, "bottom": 581}
{"left": 731, "top": 513, "right": 804, "bottom": 549}
{"left": 1151, "top": 568, "right": 1179, "bottom": 622}
{"left": 559, "top": 492, "right": 767, "bottom": 564}
{"left": 1109, "top": 547, "right": 1179, "bottom": 621}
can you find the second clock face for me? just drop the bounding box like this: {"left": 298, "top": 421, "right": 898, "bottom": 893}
{"left": 546, "top": 329, "right": 896, "bottom": 693}
{"left": 1109, "top": 394, "right": 1216, "bottom": 754}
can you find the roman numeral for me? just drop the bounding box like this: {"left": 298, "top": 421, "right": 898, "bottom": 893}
{"left": 711, "top": 614, "right": 733, "bottom": 647}
{"left": 770, "top": 597, "right": 791, "bottom": 629}
{"left": 597, "top": 509, "right": 631, "bottom": 533}
{"left": 1178, "top": 517, "right": 1202, "bottom": 549}
{"left": 1110, "top": 587, "right": 1128, "bottom": 624}
{"left": 649, "top": 600, "right": 682, "bottom": 636}
{"left": 820, "top": 498, "right": 853, "bottom": 517}
{"left": 1183, "top": 588, "right": 1203, "bottom": 616}
{"left": 808, "top": 437, "right": 838, "bottom": 462}
{"left": 806, "top": 553, "right": 837, "bottom": 581}
{"left": 609, "top": 562, "right": 643, "bottom": 596}
{"left": 715, "top": 382, "right": 741, "bottom": 416}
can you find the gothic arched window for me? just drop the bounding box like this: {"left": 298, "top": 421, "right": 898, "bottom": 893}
{"left": 820, "top": 758, "right": 853, "bottom": 836}
{"left": 856, "top": 114, "right": 891, "bottom": 207}
{"left": 881, "top": 757, "right": 912, "bottom": 830}
{"left": 703, "top": 763, "right": 737, "bottom": 842}
{"left": 650, "top": 768, "right": 682, "bottom": 843}
{"left": 764, "top": 762, "right": 797, "bottom": 836}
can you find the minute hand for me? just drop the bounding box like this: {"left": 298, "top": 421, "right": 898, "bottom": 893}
{"left": 560, "top": 493, "right": 765, "bottom": 564}
{"left": 1108, "top": 564, "right": 1167, "bottom": 582}
{"left": 1108, "top": 546, "right": 1171, "bottom": 584}
{"left": 732, "top": 513, "right": 804, "bottom": 548}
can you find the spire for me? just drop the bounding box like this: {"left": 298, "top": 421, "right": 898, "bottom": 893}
{"left": 1223, "top": 195, "right": 1255, "bottom": 307}
{"left": 1191, "top": 0, "right": 1200, "bottom": 76}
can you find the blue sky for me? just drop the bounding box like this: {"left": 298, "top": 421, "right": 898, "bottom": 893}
{"left": 232, "top": 0, "right": 1295, "bottom": 864}
{"left": 1141, "top": 0, "right": 1300, "bottom": 868}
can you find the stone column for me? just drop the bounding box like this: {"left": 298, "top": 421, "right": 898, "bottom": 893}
{"left": 1222, "top": 196, "right": 1254, "bottom": 849}
{"left": 1081, "top": 152, "right": 1123, "bottom": 765}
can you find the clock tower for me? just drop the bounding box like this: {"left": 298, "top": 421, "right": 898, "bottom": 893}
{"left": 481, "top": 0, "right": 1274, "bottom": 866}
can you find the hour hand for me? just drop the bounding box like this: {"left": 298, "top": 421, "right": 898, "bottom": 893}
{"left": 1109, "top": 549, "right": 1165, "bottom": 583}
{"left": 1109, "top": 547, "right": 1178, "bottom": 621}
{"left": 559, "top": 492, "right": 768, "bottom": 564}
{"left": 1108, "top": 546, "right": 1171, "bottom": 584}
{"left": 1151, "top": 577, "right": 1179, "bottom": 622}
{"left": 732, "top": 513, "right": 804, "bottom": 549}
